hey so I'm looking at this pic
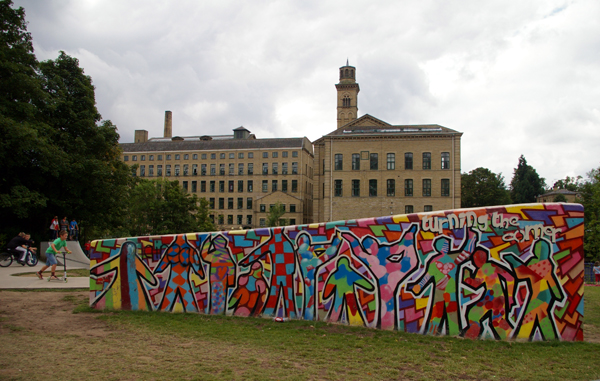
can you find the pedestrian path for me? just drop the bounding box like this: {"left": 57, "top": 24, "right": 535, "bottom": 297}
{"left": 0, "top": 262, "right": 89, "bottom": 289}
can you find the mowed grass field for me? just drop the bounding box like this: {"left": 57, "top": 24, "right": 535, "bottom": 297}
{"left": 1, "top": 287, "right": 599, "bottom": 380}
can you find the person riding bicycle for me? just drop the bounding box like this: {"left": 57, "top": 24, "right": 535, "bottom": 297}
{"left": 6, "top": 232, "right": 35, "bottom": 265}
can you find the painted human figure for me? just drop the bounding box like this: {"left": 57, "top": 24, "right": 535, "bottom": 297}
{"left": 238, "top": 228, "right": 300, "bottom": 318}
{"left": 90, "top": 241, "right": 157, "bottom": 311}
{"left": 502, "top": 238, "right": 565, "bottom": 340}
{"left": 322, "top": 256, "right": 375, "bottom": 324}
{"left": 295, "top": 230, "right": 343, "bottom": 320}
{"left": 154, "top": 235, "right": 205, "bottom": 313}
{"left": 406, "top": 228, "right": 478, "bottom": 335}
{"left": 229, "top": 261, "right": 269, "bottom": 316}
{"left": 199, "top": 234, "right": 237, "bottom": 315}
{"left": 461, "top": 247, "right": 516, "bottom": 339}
{"left": 343, "top": 223, "right": 421, "bottom": 330}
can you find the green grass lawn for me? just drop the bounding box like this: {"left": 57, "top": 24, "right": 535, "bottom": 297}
{"left": 77, "top": 286, "right": 600, "bottom": 380}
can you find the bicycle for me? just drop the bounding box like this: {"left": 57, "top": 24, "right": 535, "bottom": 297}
{"left": 0, "top": 247, "right": 39, "bottom": 267}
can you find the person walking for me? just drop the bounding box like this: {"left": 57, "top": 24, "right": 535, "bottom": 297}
{"left": 37, "top": 230, "right": 71, "bottom": 280}
{"left": 49, "top": 216, "right": 59, "bottom": 240}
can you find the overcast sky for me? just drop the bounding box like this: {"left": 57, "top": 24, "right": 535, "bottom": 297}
{"left": 14, "top": 0, "right": 600, "bottom": 186}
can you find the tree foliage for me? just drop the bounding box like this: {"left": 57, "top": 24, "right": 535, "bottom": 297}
{"left": 119, "top": 178, "right": 215, "bottom": 237}
{"left": 461, "top": 167, "right": 511, "bottom": 208}
{"left": 552, "top": 176, "right": 583, "bottom": 192}
{"left": 580, "top": 168, "right": 600, "bottom": 261}
{"left": 509, "top": 155, "right": 545, "bottom": 204}
{"left": 266, "top": 202, "right": 287, "bottom": 227}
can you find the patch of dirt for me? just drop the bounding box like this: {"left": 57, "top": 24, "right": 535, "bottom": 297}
{"left": 0, "top": 290, "right": 110, "bottom": 338}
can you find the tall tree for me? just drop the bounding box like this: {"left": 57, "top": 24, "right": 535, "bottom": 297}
{"left": 510, "top": 155, "right": 545, "bottom": 204}
{"left": 266, "top": 202, "right": 287, "bottom": 227}
{"left": 580, "top": 167, "right": 600, "bottom": 261}
{"left": 461, "top": 167, "right": 511, "bottom": 208}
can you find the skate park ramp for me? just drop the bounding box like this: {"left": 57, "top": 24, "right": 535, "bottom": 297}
{"left": 40, "top": 241, "right": 90, "bottom": 269}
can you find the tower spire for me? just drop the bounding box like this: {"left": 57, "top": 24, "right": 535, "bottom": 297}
{"left": 335, "top": 63, "right": 359, "bottom": 129}
{"left": 346, "top": 58, "right": 349, "bottom": 66}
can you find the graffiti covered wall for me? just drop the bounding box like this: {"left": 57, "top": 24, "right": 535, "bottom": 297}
{"left": 89, "top": 203, "right": 584, "bottom": 341}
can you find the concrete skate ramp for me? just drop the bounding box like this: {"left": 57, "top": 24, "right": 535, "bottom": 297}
{"left": 40, "top": 241, "right": 90, "bottom": 269}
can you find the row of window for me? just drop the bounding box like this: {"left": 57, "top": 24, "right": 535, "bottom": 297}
{"left": 332, "top": 179, "right": 451, "bottom": 197}
{"left": 136, "top": 162, "right": 300, "bottom": 177}
{"left": 208, "top": 214, "right": 297, "bottom": 227}
{"left": 180, "top": 179, "right": 300, "bottom": 193}
{"left": 206, "top": 198, "right": 298, "bottom": 213}
{"left": 333, "top": 152, "right": 451, "bottom": 171}
{"left": 124, "top": 151, "right": 299, "bottom": 162}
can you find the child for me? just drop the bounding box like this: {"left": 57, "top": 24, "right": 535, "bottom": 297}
{"left": 37, "top": 230, "right": 71, "bottom": 280}
{"left": 594, "top": 261, "right": 600, "bottom": 286}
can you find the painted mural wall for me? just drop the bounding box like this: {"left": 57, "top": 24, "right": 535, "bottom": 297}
{"left": 89, "top": 203, "right": 584, "bottom": 341}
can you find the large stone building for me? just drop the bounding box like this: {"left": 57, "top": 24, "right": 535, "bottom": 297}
{"left": 313, "top": 63, "right": 462, "bottom": 222}
{"left": 120, "top": 63, "right": 462, "bottom": 228}
{"left": 122, "top": 117, "right": 315, "bottom": 230}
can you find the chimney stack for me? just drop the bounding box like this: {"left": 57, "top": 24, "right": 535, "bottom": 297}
{"left": 164, "top": 111, "right": 172, "bottom": 138}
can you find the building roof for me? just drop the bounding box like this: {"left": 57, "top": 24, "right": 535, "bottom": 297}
{"left": 538, "top": 188, "right": 581, "bottom": 197}
{"left": 121, "top": 137, "right": 310, "bottom": 153}
{"left": 315, "top": 114, "right": 461, "bottom": 142}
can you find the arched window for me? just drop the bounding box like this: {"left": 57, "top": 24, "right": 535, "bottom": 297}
{"left": 350, "top": 69, "right": 354, "bottom": 78}
{"left": 345, "top": 69, "right": 349, "bottom": 77}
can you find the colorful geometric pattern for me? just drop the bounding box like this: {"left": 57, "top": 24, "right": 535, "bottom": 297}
{"left": 89, "top": 203, "right": 585, "bottom": 341}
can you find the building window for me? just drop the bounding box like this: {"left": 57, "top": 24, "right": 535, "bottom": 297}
{"left": 192, "top": 154, "right": 197, "bottom": 160}
{"left": 218, "top": 215, "right": 224, "bottom": 224}
{"left": 260, "top": 204, "right": 266, "bottom": 212}
{"left": 220, "top": 153, "right": 226, "bottom": 159}
{"left": 405, "top": 205, "right": 414, "bottom": 214}
{"left": 219, "top": 181, "right": 225, "bottom": 192}
{"left": 247, "top": 215, "right": 252, "bottom": 225}
{"left": 210, "top": 181, "right": 215, "bottom": 192}
{"left": 175, "top": 165, "right": 180, "bottom": 176}
{"left": 140, "top": 165, "right": 145, "bottom": 177}
{"left": 282, "top": 151, "right": 288, "bottom": 158}
{"left": 218, "top": 198, "right": 224, "bottom": 209}
{"left": 370, "top": 153, "right": 378, "bottom": 170}
{"left": 262, "top": 163, "right": 268, "bottom": 175}
{"left": 166, "top": 165, "right": 171, "bottom": 176}
{"left": 209, "top": 198, "right": 215, "bottom": 209}
{"left": 262, "top": 152, "right": 268, "bottom": 158}
{"left": 424, "top": 205, "right": 433, "bottom": 212}
{"left": 210, "top": 153, "right": 216, "bottom": 159}
{"left": 282, "top": 162, "right": 288, "bottom": 174}
{"left": 292, "top": 162, "right": 298, "bottom": 174}
{"left": 192, "top": 164, "right": 197, "bottom": 175}
{"left": 228, "top": 181, "right": 234, "bottom": 192}
{"left": 259, "top": 218, "right": 266, "bottom": 227}
{"left": 441, "top": 179, "right": 450, "bottom": 197}
{"left": 228, "top": 198, "right": 234, "bottom": 209}
{"left": 247, "top": 198, "right": 253, "bottom": 209}
{"left": 210, "top": 164, "right": 216, "bottom": 175}
{"left": 248, "top": 163, "right": 254, "bottom": 175}
{"left": 387, "top": 179, "right": 395, "bottom": 196}
{"left": 405, "top": 179, "right": 413, "bottom": 196}
{"left": 387, "top": 153, "right": 395, "bottom": 170}
{"left": 124, "top": 156, "right": 129, "bottom": 161}
{"left": 292, "top": 151, "right": 298, "bottom": 158}
{"left": 229, "top": 153, "right": 235, "bottom": 159}
{"left": 352, "top": 180, "right": 360, "bottom": 197}
{"left": 227, "top": 215, "right": 233, "bottom": 224}
{"left": 157, "top": 165, "right": 163, "bottom": 176}
{"left": 352, "top": 154, "right": 360, "bottom": 170}
{"left": 248, "top": 152, "right": 254, "bottom": 158}
{"left": 238, "top": 163, "right": 244, "bottom": 175}
{"left": 191, "top": 181, "right": 197, "bottom": 192}
{"left": 282, "top": 180, "right": 288, "bottom": 192}
{"left": 237, "top": 215, "right": 243, "bottom": 225}
{"left": 405, "top": 153, "right": 413, "bottom": 170}
{"left": 272, "top": 163, "right": 278, "bottom": 175}
{"left": 238, "top": 153, "right": 244, "bottom": 159}
{"left": 334, "top": 154, "right": 343, "bottom": 170}
{"left": 262, "top": 180, "right": 268, "bottom": 192}
{"left": 292, "top": 180, "right": 298, "bottom": 193}
{"left": 334, "top": 180, "right": 342, "bottom": 197}
{"left": 149, "top": 165, "right": 154, "bottom": 176}
{"left": 175, "top": 154, "right": 180, "bottom": 160}
{"left": 441, "top": 152, "right": 450, "bottom": 169}
{"left": 166, "top": 155, "right": 171, "bottom": 160}
{"left": 423, "top": 179, "right": 431, "bottom": 197}
{"left": 201, "top": 181, "right": 206, "bottom": 192}
{"left": 201, "top": 164, "right": 206, "bottom": 176}
{"left": 219, "top": 164, "right": 225, "bottom": 175}
{"left": 272, "top": 180, "right": 278, "bottom": 192}
{"left": 290, "top": 219, "right": 296, "bottom": 225}
{"left": 272, "top": 152, "right": 278, "bottom": 158}
{"left": 149, "top": 155, "right": 154, "bottom": 161}
{"left": 183, "top": 164, "right": 189, "bottom": 176}
{"left": 201, "top": 154, "right": 207, "bottom": 159}
{"left": 229, "top": 163, "right": 234, "bottom": 175}
{"left": 238, "top": 180, "right": 243, "bottom": 192}
{"left": 141, "top": 155, "right": 145, "bottom": 161}
{"left": 369, "top": 179, "right": 377, "bottom": 197}
{"left": 184, "top": 154, "right": 189, "bottom": 160}
{"left": 290, "top": 204, "right": 296, "bottom": 212}
{"left": 247, "top": 180, "right": 253, "bottom": 192}
{"left": 158, "top": 155, "right": 162, "bottom": 160}
{"left": 423, "top": 153, "right": 431, "bottom": 170}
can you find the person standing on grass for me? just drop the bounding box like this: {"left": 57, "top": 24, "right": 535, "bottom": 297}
{"left": 37, "top": 230, "right": 71, "bottom": 280}
{"left": 594, "top": 261, "right": 600, "bottom": 285}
